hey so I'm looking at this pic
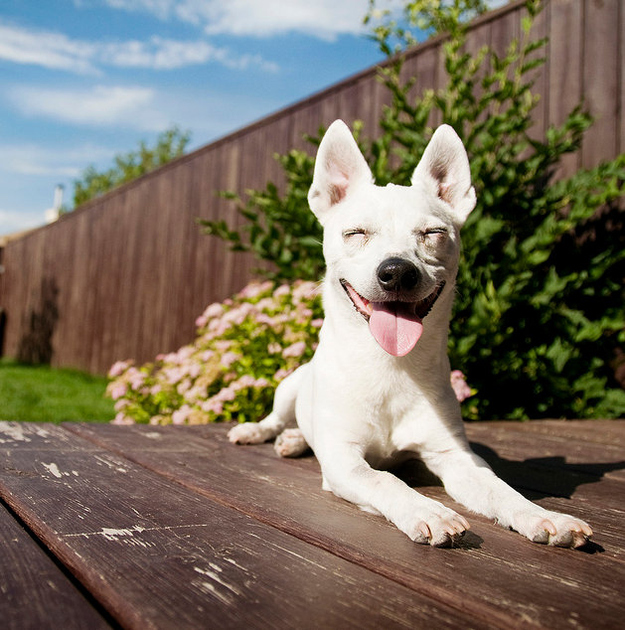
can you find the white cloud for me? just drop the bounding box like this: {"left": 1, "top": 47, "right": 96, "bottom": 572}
{"left": 0, "top": 22, "right": 97, "bottom": 74}
{"left": 101, "top": 37, "right": 216, "bottom": 69}
{"left": 100, "top": 36, "right": 278, "bottom": 72}
{"left": 103, "top": 0, "right": 372, "bottom": 40}
{"left": 5, "top": 77, "right": 282, "bottom": 136}
{"left": 103, "top": 0, "right": 173, "bottom": 20}
{"left": 0, "top": 143, "right": 111, "bottom": 178}
{"left": 0, "top": 208, "right": 44, "bottom": 234}
{"left": 201, "top": 0, "right": 370, "bottom": 40}
{"left": 0, "top": 20, "right": 278, "bottom": 74}
{"left": 10, "top": 85, "right": 166, "bottom": 130}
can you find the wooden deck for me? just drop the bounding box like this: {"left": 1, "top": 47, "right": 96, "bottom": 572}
{"left": 0, "top": 419, "right": 623, "bottom": 629}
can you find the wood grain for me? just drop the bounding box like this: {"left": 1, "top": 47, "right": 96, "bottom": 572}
{"left": 1, "top": 420, "right": 624, "bottom": 629}
{"left": 65, "top": 420, "right": 625, "bottom": 630}
{"left": 0, "top": 422, "right": 472, "bottom": 630}
{"left": 0, "top": 500, "right": 113, "bottom": 630}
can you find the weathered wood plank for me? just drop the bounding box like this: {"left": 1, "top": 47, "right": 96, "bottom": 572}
{"left": 466, "top": 421, "right": 625, "bottom": 484}
{"left": 0, "top": 422, "right": 474, "bottom": 630}
{"left": 66, "top": 421, "right": 625, "bottom": 630}
{"left": 0, "top": 501, "right": 113, "bottom": 630}
{"left": 473, "top": 419, "right": 625, "bottom": 447}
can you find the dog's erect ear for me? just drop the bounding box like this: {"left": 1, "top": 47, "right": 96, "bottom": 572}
{"left": 411, "top": 125, "right": 476, "bottom": 225}
{"left": 308, "top": 120, "right": 373, "bottom": 224}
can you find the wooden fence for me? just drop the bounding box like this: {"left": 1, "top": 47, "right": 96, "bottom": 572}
{"left": 0, "top": 0, "right": 623, "bottom": 375}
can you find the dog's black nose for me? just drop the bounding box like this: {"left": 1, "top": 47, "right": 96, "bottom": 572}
{"left": 377, "top": 258, "right": 420, "bottom": 292}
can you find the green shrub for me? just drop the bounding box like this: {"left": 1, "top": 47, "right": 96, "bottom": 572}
{"left": 107, "top": 281, "right": 324, "bottom": 424}
{"left": 200, "top": 0, "right": 625, "bottom": 419}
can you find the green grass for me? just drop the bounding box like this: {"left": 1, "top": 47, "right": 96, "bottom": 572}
{"left": 0, "top": 359, "right": 115, "bottom": 423}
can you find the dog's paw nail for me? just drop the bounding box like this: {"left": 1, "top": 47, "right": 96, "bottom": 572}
{"left": 531, "top": 530, "right": 550, "bottom": 544}
{"left": 571, "top": 530, "right": 592, "bottom": 548}
{"left": 419, "top": 522, "right": 431, "bottom": 540}
{"left": 581, "top": 523, "right": 594, "bottom": 538}
{"left": 430, "top": 527, "right": 465, "bottom": 548}
{"left": 410, "top": 522, "right": 431, "bottom": 544}
{"left": 539, "top": 519, "right": 558, "bottom": 537}
{"left": 526, "top": 513, "right": 592, "bottom": 547}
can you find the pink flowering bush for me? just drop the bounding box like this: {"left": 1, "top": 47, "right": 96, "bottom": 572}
{"left": 107, "top": 280, "right": 324, "bottom": 425}
{"left": 107, "top": 280, "right": 474, "bottom": 425}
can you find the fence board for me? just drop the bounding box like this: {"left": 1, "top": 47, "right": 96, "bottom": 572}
{"left": 549, "top": 0, "right": 584, "bottom": 178}
{"left": 621, "top": 2, "right": 625, "bottom": 155}
{"left": 582, "top": 0, "right": 620, "bottom": 169}
{"left": 0, "top": 0, "right": 622, "bottom": 375}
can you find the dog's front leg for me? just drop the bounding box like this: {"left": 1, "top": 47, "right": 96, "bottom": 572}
{"left": 317, "top": 444, "right": 469, "bottom": 546}
{"left": 422, "top": 447, "right": 593, "bottom": 547}
{"left": 228, "top": 365, "right": 308, "bottom": 453}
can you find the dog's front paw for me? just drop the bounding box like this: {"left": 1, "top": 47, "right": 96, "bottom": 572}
{"left": 402, "top": 505, "right": 470, "bottom": 547}
{"left": 227, "top": 423, "right": 266, "bottom": 445}
{"left": 516, "top": 510, "right": 592, "bottom": 548}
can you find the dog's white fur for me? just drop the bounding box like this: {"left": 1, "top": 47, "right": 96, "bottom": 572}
{"left": 228, "top": 120, "right": 592, "bottom": 548}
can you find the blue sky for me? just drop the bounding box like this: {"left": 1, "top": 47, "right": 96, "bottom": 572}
{"left": 0, "top": 0, "right": 393, "bottom": 235}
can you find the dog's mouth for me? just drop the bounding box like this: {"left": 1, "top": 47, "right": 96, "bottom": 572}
{"left": 341, "top": 280, "right": 445, "bottom": 357}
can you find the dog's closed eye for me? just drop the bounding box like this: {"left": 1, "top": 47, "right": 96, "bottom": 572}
{"left": 421, "top": 227, "right": 448, "bottom": 246}
{"left": 343, "top": 228, "right": 369, "bottom": 243}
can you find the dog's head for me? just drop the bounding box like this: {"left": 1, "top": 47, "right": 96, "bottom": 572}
{"left": 308, "top": 119, "right": 476, "bottom": 357}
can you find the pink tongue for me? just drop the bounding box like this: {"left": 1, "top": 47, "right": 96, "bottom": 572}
{"left": 370, "top": 303, "right": 423, "bottom": 357}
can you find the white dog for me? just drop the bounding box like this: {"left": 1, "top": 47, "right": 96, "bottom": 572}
{"left": 228, "top": 120, "right": 592, "bottom": 548}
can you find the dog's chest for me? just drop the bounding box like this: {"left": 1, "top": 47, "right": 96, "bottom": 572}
{"left": 359, "top": 384, "right": 435, "bottom": 467}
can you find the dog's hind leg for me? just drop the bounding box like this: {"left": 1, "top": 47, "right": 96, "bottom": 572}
{"left": 227, "top": 365, "right": 308, "bottom": 453}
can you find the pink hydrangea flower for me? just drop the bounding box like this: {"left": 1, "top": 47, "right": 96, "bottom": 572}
{"left": 238, "top": 282, "right": 272, "bottom": 300}
{"left": 256, "top": 297, "right": 276, "bottom": 311}
{"left": 202, "top": 399, "right": 224, "bottom": 415}
{"left": 235, "top": 375, "right": 256, "bottom": 389}
{"left": 128, "top": 370, "right": 146, "bottom": 391}
{"left": 221, "top": 352, "right": 241, "bottom": 368}
{"left": 107, "top": 278, "right": 324, "bottom": 425}
{"left": 450, "top": 370, "right": 473, "bottom": 402}
{"left": 107, "top": 381, "right": 128, "bottom": 401}
{"left": 274, "top": 367, "right": 295, "bottom": 382}
{"left": 255, "top": 313, "right": 277, "bottom": 327}
{"left": 112, "top": 412, "right": 135, "bottom": 425}
{"left": 108, "top": 360, "right": 131, "bottom": 378}
{"left": 217, "top": 387, "right": 236, "bottom": 402}
{"left": 203, "top": 302, "right": 225, "bottom": 319}
{"left": 283, "top": 341, "right": 306, "bottom": 358}
{"left": 214, "top": 340, "right": 233, "bottom": 352}
{"left": 274, "top": 284, "right": 290, "bottom": 298}
{"left": 172, "top": 405, "right": 191, "bottom": 425}
{"left": 177, "top": 379, "right": 191, "bottom": 395}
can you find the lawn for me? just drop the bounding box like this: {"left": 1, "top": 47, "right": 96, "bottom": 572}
{"left": 0, "top": 359, "right": 115, "bottom": 423}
